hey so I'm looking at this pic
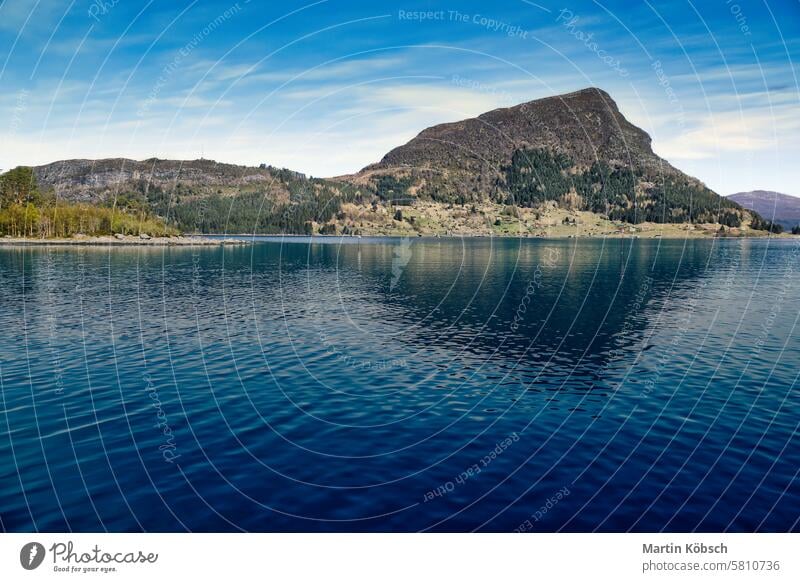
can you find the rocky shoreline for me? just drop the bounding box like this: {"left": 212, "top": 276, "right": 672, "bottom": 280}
{"left": 0, "top": 229, "right": 793, "bottom": 246}
{"left": 0, "top": 234, "right": 248, "bottom": 246}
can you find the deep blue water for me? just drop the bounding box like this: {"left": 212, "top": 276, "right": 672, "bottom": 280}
{"left": 0, "top": 237, "right": 798, "bottom": 532}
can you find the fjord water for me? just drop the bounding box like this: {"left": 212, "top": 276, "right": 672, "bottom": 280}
{"left": 0, "top": 238, "right": 798, "bottom": 532}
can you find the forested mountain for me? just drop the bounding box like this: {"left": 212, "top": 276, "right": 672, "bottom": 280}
{"left": 8, "top": 87, "right": 774, "bottom": 236}
{"left": 29, "top": 158, "right": 363, "bottom": 234}
{"left": 348, "top": 87, "right": 750, "bottom": 227}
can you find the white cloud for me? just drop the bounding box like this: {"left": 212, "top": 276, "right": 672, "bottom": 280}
{"left": 653, "top": 106, "right": 800, "bottom": 161}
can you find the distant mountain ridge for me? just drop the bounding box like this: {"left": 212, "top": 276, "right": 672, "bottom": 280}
{"left": 727, "top": 190, "right": 800, "bottom": 230}
{"left": 33, "top": 158, "right": 293, "bottom": 204}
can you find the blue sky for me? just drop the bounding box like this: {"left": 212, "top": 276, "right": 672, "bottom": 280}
{"left": 1, "top": 0, "right": 798, "bottom": 194}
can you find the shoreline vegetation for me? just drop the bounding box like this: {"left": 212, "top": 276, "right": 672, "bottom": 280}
{"left": 288, "top": 199, "right": 793, "bottom": 239}
{"left": 0, "top": 166, "right": 181, "bottom": 239}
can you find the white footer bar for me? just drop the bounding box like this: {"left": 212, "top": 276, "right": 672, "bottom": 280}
{"left": 1, "top": 533, "right": 796, "bottom": 581}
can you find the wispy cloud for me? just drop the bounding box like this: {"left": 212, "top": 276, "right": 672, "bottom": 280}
{"left": 0, "top": 0, "right": 66, "bottom": 33}
{"left": 241, "top": 56, "right": 407, "bottom": 84}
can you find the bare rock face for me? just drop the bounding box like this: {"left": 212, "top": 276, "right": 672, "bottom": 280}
{"left": 32, "top": 158, "right": 289, "bottom": 203}
{"left": 378, "top": 88, "right": 652, "bottom": 166}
